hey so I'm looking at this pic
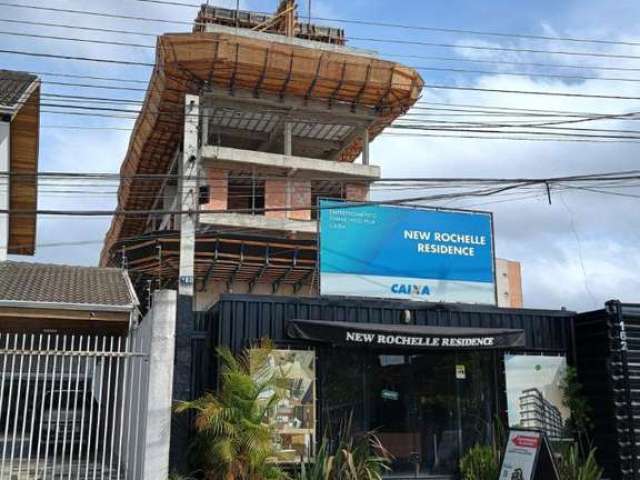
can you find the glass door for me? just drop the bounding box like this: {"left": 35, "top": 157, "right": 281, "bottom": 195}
{"left": 321, "top": 349, "right": 496, "bottom": 478}
{"left": 368, "top": 354, "right": 421, "bottom": 475}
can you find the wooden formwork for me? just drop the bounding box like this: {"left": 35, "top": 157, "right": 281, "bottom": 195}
{"left": 101, "top": 32, "right": 423, "bottom": 265}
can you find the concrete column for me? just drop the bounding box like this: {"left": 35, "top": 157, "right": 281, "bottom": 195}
{"left": 178, "top": 94, "right": 199, "bottom": 297}
{"left": 361, "top": 127, "right": 370, "bottom": 166}
{"left": 172, "top": 95, "right": 199, "bottom": 471}
{"left": 200, "top": 106, "right": 210, "bottom": 146}
{"left": 265, "top": 179, "right": 288, "bottom": 219}
{"left": 288, "top": 180, "right": 311, "bottom": 220}
{"left": 284, "top": 121, "right": 292, "bottom": 156}
{"left": 141, "top": 290, "right": 177, "bottom": 480}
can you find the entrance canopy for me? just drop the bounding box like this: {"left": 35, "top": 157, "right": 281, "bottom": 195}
{"left": 287, "top": 319, "right": 525, "bottom": 350}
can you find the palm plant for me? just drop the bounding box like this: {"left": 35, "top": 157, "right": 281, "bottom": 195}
{"left": 174, "top": 344, "right": 287, "bottom": 480}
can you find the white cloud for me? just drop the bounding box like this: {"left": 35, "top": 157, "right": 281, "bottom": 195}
{"left": 3, "top": 0, "right": 639, "bottom": 312}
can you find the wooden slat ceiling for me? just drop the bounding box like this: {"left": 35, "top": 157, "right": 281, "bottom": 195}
{"left": 115, "top": 232, "right": 317, "bottom": 292}
{"left": 101, "top": 31, "right": 423, "bottom": 265}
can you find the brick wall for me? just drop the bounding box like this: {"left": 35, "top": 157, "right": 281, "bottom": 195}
{"left": 345, "top": 182, "right": 369, "bottom": 202}
{"left": 287, "top": 180, "right": 311, "bottom": 220}
{"left": 203, "top": 168, "right": 228, "bottom": 211}
{"left": 265, "top": 179, "right": 288, "bottom": 219}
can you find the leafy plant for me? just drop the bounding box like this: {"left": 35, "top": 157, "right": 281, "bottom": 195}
{"left": 174, "top": 343, "right": 287, "bottom": 480}
{"left": 298, "top": 418, "right": 391, "bottom": 480}
{"left": 459, "top": 444, "right": 500, "bottom": 480}
{"left": 557, "top": 445, "right": 603, "bottom": 480}
{"left": 560, "top": 366, "right": 593, "bottom": 449}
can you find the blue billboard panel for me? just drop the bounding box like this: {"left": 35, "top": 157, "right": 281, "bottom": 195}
{"left": 319, "top": 200, "right": 496, "bottom": 304}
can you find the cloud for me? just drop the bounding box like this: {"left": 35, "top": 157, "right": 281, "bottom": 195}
{"left": 3, "top": 0, "right": 639, "bottom": 312}
{"left": 371, "top": 32, "right": 640, "bottom": 311}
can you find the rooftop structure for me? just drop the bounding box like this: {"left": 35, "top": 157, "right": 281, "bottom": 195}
{"left": 100, "top": 1, "right": 423, "bottom": 306}
{"left": 0, "top": 70, "right": 40, "bottom": 258}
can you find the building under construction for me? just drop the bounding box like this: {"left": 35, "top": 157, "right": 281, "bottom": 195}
{"left": 101, "top": 0, "right": 423, "bottom": 306}
{"left": 99, "top": 3, "right": 572, "bottom": 478}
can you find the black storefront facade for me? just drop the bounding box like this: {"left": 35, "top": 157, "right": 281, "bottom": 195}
{"left": 187, "top": 294, "right": 574, "bottom": 479}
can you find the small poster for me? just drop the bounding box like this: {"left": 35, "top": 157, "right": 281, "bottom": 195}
{"left": 499, "top": 430, "right": 540, "bottom": 480}
{"left": 504, "top": 355, "right": 569, "bottom": 439}
{"left": 499, "top": 429, "right": 560, "bottom": 480}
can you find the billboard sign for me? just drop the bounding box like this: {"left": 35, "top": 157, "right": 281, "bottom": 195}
{"left": 319, "top": 199, "right": 496, "bottom": 304}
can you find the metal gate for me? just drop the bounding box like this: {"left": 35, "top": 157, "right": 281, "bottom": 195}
{"left": 0, "top": 330, "right": 150, "bottom": 480}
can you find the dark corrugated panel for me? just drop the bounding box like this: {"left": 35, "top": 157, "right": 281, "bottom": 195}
{"left": 211, "top": 294, "right": 574, "bottom": 353}
{"left": 575, "top": 301, "right": 640, "bottom": 480}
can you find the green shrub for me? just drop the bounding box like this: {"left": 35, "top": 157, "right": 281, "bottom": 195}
{"left": 459, "top": 444, "right": 500, "bottom": 480}
{"left": 557, "top": 445, "right": 602, "bottom": 480}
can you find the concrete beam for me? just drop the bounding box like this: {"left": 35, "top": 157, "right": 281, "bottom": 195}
{"left": 200, "top": 146, "right": 381, "bottom": 179}
{"left": 199, "top": 211, "right": 317, "bottom": 235}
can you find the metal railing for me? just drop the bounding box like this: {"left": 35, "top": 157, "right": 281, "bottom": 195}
{"left": 0, "top": 330, "right": 149, "bottom": 480}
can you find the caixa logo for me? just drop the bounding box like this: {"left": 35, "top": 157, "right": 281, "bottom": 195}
{"left": 391, "top": 283, "right": 431, "bottom": 296}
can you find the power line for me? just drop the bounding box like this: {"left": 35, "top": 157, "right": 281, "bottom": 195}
{"left": 4, "top": 2, "right": 640, "bottom": 62}
{"left": 7, "top": 15, "right": 640, "bottom": 77}
{"left": 0, "top": 30, "right": 154, "bottom": 50}
{"left": 0, "top": 48, "right": 154, "bottom": 67}
{"left": 349, "top": 36, "right": 640, "bottom": 61}
{"left": 0, "top": 17, "right": 158, "bottom": 38}
{"left": 133, "top": 0, "right": 640, "bottom": 48}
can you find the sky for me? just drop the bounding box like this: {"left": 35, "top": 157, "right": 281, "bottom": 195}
{"left": 2, "top": 0, "right": 640, "bottom": 312}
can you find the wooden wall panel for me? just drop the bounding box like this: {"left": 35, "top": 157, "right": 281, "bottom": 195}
{"left": 8, "top": 85, "right": 39, "bottom": 255}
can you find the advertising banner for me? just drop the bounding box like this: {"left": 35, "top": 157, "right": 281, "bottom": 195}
{"left": 504, "top": 355, "right": 569, "bottom": 439}
{"left": 319, "top": 199, "right": 496, "bottom": 304}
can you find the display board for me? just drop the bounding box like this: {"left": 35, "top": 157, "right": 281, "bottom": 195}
{"left": 504, "top": 355, "right": 569, "bottom": 439}
{"left": 253, "top": 349, "right": 316, "bottom": 463}
{"left": 499, "top": 429, "right": 560, "bottom": 480}
{"left": 319, "top": 199, "right": 496, "bottom": 304}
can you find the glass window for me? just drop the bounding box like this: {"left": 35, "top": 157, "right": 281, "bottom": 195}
{"left": 321, "top": 349, "right": 496, "bottom": 477}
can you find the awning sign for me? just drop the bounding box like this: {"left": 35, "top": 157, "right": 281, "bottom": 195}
{"left": 499, "top": 429, "right": 560, "bottom": 480}
{"left": 287, "top": 320, "right": 526, "bottom": 350}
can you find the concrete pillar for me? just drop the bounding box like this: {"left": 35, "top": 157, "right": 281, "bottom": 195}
{"left": 361, "top": 127, "right": 370, "bottom": 166}
{"left": 287, "top": 180, "right": 311, "bottom": 220}
{"left": 141, "top": 290, "right": 177, "bottom": 480}
{"left": 203, "top": 168, "right": 228, "bottom": 211}
{"left": 200, "top": 106, "right": 210, "bottom": 146}
{"left": 171, "top": 95, "right": 199, "bottom": 471}
{"left": 265, "top": 178, "right": 288, "bottom": 219}
{"left": 178, "top": 94, "right": 199, "bottom": 297}
{"left": 284, "top": 121, "right": 292, "bottom": 156}
{"left": 345, "top": 182, "right": 370, "bottom": 202}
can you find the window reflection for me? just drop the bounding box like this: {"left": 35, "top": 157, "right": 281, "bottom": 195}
{"left": 321, "top": 349, "right": 495, "bottom": 476}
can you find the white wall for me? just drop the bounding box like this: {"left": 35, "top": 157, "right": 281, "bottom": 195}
{"left": 0, "top": 121, "right": 9, "bottom": 261}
